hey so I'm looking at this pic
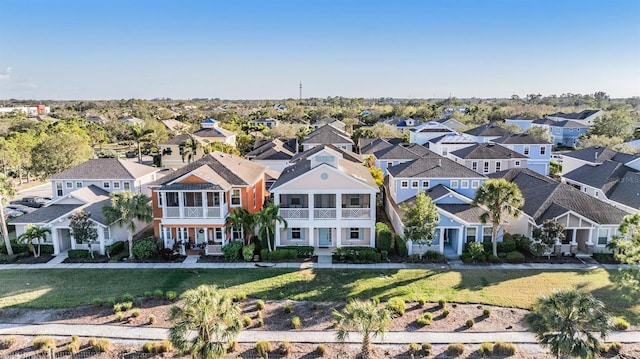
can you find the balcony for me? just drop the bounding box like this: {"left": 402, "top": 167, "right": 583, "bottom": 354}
{"left": 164, "top": 206, "right": 224, "bottom": 219}
{"left": 341, "top": 208, "right": 371, "bottom": 219}
{"left": 280, "top": 208, "right": 310, "bottom": 219}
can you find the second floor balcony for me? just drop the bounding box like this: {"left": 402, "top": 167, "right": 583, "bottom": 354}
{"left": 160, "top": 190, "right": 228, "bottom": 219}
{"left": 278, "top": 193, "right": 372, "bottom": 220}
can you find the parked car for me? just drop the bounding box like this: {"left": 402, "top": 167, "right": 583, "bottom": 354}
{"left": 9, "top": 196, "right": 47, "bottom": 208}
{"left": 125, "top": 150, "right": 138, "bottom": 158}
{"left": 5, "top": 205, "right": 31, "bottom": 214}
{"left": 3, "top": 208, "right": 22, "bottom": 220}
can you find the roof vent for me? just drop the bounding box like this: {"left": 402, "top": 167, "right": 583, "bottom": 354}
{"left": 595, "top": 152, "right": 598, "bottom": 161}
{"left": 438, "top": 159, "right": 442, "bottom": 167}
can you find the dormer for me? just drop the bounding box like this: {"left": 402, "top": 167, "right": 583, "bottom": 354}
{"left": 308, "top": 147, "right": 343, "bottom": 168}
{"left": 201, "top": 118, "right": 219, "bottom": 129}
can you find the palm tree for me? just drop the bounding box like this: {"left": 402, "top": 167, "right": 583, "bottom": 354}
{"left": 333, "top": 299, "right": 393, "bottom": 359}
{"left": 180, "top": 136, "right": 199, "bottom": 164}
{"left": 0, "top": 174, "right": 16, "bottom": 255}
{"left": 225, "top": 208, "right": 256, "bottom": 245}
{"left": 526, "top": 288, "right": 610, "bottom": 359}
{"left": 472, "top": 178, "right": 524, "bottom": 256}
{"left": 256, "top": 203, "right": 287, "bottom": 252}
{"left": 18, "top": 225, "right": 51, "bottom": 258}
{"left": 102, "top": 191, "right": 152, "bottom": 259}
{"left": 130, "top": 123, "right": 154, "bottom": 163}
{"left": 169, "top": 285, "right": 242, "bottom": 359}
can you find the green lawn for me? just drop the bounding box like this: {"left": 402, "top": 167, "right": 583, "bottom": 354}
{"left": 1, "top": 268, "right": 638, "bottom": 323}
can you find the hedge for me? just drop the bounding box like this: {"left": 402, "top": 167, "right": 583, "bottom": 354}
{"left": 505, "top": 251, "right": 526, "bottom": 263}
{"left": 260, "top": 248, "right": 297, "bottom": 261}
{"left": 278, "top": 246, "right": 314, "bottom": 258}
{"left": 68, "top": 249, "right": 90, "bottom": 259}
{"left": 375, "top": 222, "right": 392, "bottom": 252}
{"left": 105, "top": 241, "right": 125, "bottom": 257}
{"left": 221, "top": 241, "right": 242, "bottom": 262}
{"left": 394, "top": 234, "right": 408, "bottom": 257}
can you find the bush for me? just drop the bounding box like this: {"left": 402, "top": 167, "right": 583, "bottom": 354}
{"left": 438, "top": 299, "right": 447, "bottom": 308}
{"left": 460, "top": 252, "right": 473, "bottom": 263}
{"left": 261, "top": 248, "right": 298, "bottom": 261}
{"left": 121, "top": 301, "right": 133, "bottom": 311}
{"left": 380, "top": 249, "right": 389, "bottom": 261}
{"left": 479, "top": 342, "right": 494, "bottom": 356}
{"left": 242, "top": 243, "right": 256, "bottom": 261}
{"left": 375, "top": 222, "right": 392, "bottom": 252}
{"left": 105, "top": 241, "right": 125, "bottom": 257}
{"left": 423, "top": 250, "right": 445, "bottom": 262}
{"left": 422, "top": 343, "right": 432, "bottom": 354}
{"left": 166, "top": 291, "right": 178, "bottom": 301}
{"left": 115, "top": 312, "right": 124, "bottom": 322}
{"left": 121, "top": 293, "right": 134, "bottom": 302}
{"left": 488, "top": 254, "right": 501, "bottom": 263}
{"left": 0, "top": 336, "right": 17, "bottom": 349}
{"left": 93, "top": 338, "right": 111, "bottom": 352}
{"left": 142, "top": 342, "right": 154, "bottom": 353}
{"left": 497, "top": 240, "right": 517, "bottom": 254}
{"left": 131, "top": 309, "right": 140, "bottom": 318}
{"left": 153, "top": 289, "right": 164, "bottom": 299}
{"left": 278, "top": 245, "right": 314, "bottom": 258}
{"left": 109, "top": 251, "right": 129, "bottom": 262}
{"left": 446, "top": 343, "right": 465, "bottom": 357}
{"left": 107, "top": 297, "right": 116, "bottom": 306}
{"left": 67, "top": 249, "right": 90, "bottom": 259}
{"left": 467, "top": 242, "right": 485, "bottom": 260}
{"left": 148, "top": 314, "right": 156, "bottom": 325}
{"left": 222, "top": 241, "right": 242, "bottom": 261}
{"left": 242, "top": 316, "right": 252, "bottom": 327}
{"left": 284, "top": 303, "right": 292, "bottom": 314}
{"left": 257, "top": 318, "right": 264, "bottom": 327}
{"left": 257, "top": 299, "right": 266, "bottom": 310}
{"left": 483, "top": 308, "right": 491, "bottom": 317}
{"left": 291, "top": 316, "right": 301, "bottom": 329}
{"left": 513, "top": 234, "right": 534, "bottom": 256}
{"left": 386, "top": 297, "right": 405, "bottom": 316}
{"left": 418, "top": 298, "right": 427, "bottom": 306}
{"left": 394, "top": 234, "right": 408, "bottom": 257}
{"left": 505, "top": 251, "right": 525, "bottom": 263}
{"left": 144, "top": 291, "right": 153, "bottom": 298}
{"left": 493, "top": 342, "right": 517, "bottom": 356}
{"left": 316, "top": 344, "right": 328, "bottom": 356}
{"left": 88, "top": 337, "right": 97, "bottom": 347}
{"left": 408, "top": 342, "right": 420, "bottom": 353}
{"left": 33, "top": 336, "right": 56, "bottom": 351}
{"left": 609, "top": 342, "right": 622, "bottom": 354}
{"left": 357, "top": 248, "right": 381, "bottom": 263}
{"left": 465, "top": 318, "right": 474, "bottom": 328}
{"left": 279, "top": 341, "right": 292, "bottom": 355}
{"left": 67, "top": 336, "right": 80, "bottom": 354}
{"left": 416, "top": 312, "right": 433, "bottom": 326}
{"left": 227, "top": 341, "right": 239, "bottom": 353}
{"left": 132, "top": 239, "right": 158, "bottom": 260}
{"left": 442, "top": 308, "right": 450, "bottom": 317}
{"left": 613, "top": 317, "right": 630, "bottom": 330}
{"left": 91, "top": 297, "right": 103, "bottom": 307}
{"left": 113, "top": 303, "right": 123, "bottom": 313}
{"left": 256, "top": 341, "right": 272, "bottom": 357}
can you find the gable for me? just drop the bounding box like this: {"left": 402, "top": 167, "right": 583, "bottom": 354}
{"left": 178, "top": 174, "right": 210, "bottom": 184}
{"left": 433, "top": 194, "right": 469, "bottom": 205}
{"left": 274, "top": 164, "right": 377, "bottom": 192}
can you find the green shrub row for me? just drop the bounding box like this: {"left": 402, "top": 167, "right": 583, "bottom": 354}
{"left": 394, "top": 234, "right": 408, "bottom": 257}
{"left": 375, "top": 222, "right": 392, "bottom": 252}
{"left": 260, "top": 248, "right": 297, "bottom": 261}
{"left": 68, "top": 249, "right": 91, "bottom": 259}
{"left": 221, "top": 241, "right": 242, "bottom": 261}
{"left": 105, "top": 241, "right": 125, "bottom": 257}
{"left": 278, "top": 246, "right": 314, "bottom": 258}
{"left": 132, "top": 239, "right": 158, "bottom": 260}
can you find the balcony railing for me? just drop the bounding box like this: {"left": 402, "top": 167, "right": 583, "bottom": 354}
{"left": 341, "top": 208, "right": 371, "bottom": 219}
{"left": 164, "top": 206, "right": 224, "bottom": 219}
{"left": 280, "top": 208, "right": 310, "bottom": 219}
{"left": 314, "top": 209, "right": 336, "bottom": 219}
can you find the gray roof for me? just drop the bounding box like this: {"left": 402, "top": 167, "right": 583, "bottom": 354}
{"left": 488, "top": 168, "right": 555, "bottom": 188}
{"left": 270, "top": 160, "right": 312, "bottom": 189}
{"left": 563, "top": 160, "right": 627, "bottom": 193}
{"left": 562, "top": 146, "right": 618, "bottom": 163}
{"left": 388, "top": 157, "right": 485, "bottom": 178}
{"left": 506, "top": 115, "right": 535, "bottom": 121}
{"left": 49, "top": 158, "right": 158, "bottom": 180}
{"left": 429, "top": 133, "right": 476, "bottom": 145}
{"left": 438, "top": 204, "right": 486, "bottom": 224}
{"left": 410, "top": 121, "right": 454, "bottom": 133}
{"left": 533, "top": 119, "right": 589, "bottom": 128}
{"left": 491, "top": 133, "right": 551, "bottom": 145}
{"left": 423, "top": 184, "right": 456, "bottom": 201}
{"left": 548, "top": 110, "right": 600, "bottom": 120}
{"left": 464, "top": 122, "right": 511, "bottom": 137}
{"left": 162, "top": 133, "right": 192, "bottom": 146}
{"left": 360, "top": 138, "right": 394, "bottom": 155}
{"left": 160, "top": 183, "right": 225, "bottom": 191}
{"left": 82, "top": 198, "right": 113, "bottom": 225}
{"left": 271, "top": 158, "right": 377, "bottom": 190}
{"left": 373, "top": 143, "right": 434, "bottom": 160}
{"left": 612, "top": 152, "right": 640, "bottom": 164}
{"left": 246, "top": 138, "right": 296, "bottom": 161}
{"left": 608, "top": 171, "right": 640, "bottom": 210}
{"left": 9, "top": 204, "right": 83, "bottom": 224}
{"left": 291, "top": 144, "right": 362, "bottom": 164}
{"left": 303, "top": 125, "right": 353, "bottom": 145}
{"left": 450, "top": 143, "right": 526, "bottom": 160}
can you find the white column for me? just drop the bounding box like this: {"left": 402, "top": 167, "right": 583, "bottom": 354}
{"left": 99, "top": 228, "right": 105, "bottom": 255}
{"left": 309, "top": 227, "right": 315, "bottom": 246}
{"left": 178, "top": 192, "right": 184, "bottom": 218}
{"left": 51, "top": 228, "right": 60, "bottom": 255}
{"left": 457, "top": 226, "right": 464, "bottom": 255}
{"left": 308, "top": 193, "right": 314, "bottom": 220}
{"left": 201, "top": 192, "right": 207, "bottom": 218}
{"left": 439, "top": 229, "right": 444, "bottom": 254}
{"left": 571, "top": 229, "right": 577, "bottom": 245}
{"left": 370, "top": 227, "right": 375, "bottom": 248}
{"left": 275, "top": 226, "right": 281, "bottom": 247}
{"left": 370, "top": 193, "right": 375, "bottom": 220}
{"left": 335, "top": 227, "right": 342, "bottom": 247}
{"left": 336, "top": 193, "right": 342, "bottom": 220}
{"left": 587, "top": 228, "right": 593, "bottom": 245}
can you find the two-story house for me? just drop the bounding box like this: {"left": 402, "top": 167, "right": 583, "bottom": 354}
{"left": 408, "top": 121, "right": 456, "bottom": 145}
{"left": 434, "top": 118, "right": 466, "bottom": 132}
{"left": 427, "top": 133, "right": 476, "bottom": 157}
{"left": 270, "top": 145, "right": 378, "bottom": 251}
{"left": 530, "top": 119, "right": 589, "bottom": 148}
{"left": 302, "top": 124, "right": 354, "bottom": 152}
{"left": 363, "top": 142, "right": 435, "bottom": 175}
{"left": 463, "top": 122, "right": 512, "bottom": 143}
{"left": 449, "top": 143, "right": 528, "bottom": 175}
{"left": 252, "top": 117, "right": 279, "bottom": 129}
{"left": 311, "top": 118, "right": 346, "bottom": 131}
{"left": 546, "top": 110, "right": 602, "bottom": 127}
{"left": 504, "top": 115, "right": 536, "bottom": 131}
{"left": 148, "top": 152, "right": 268, "bottom": 253}
{"left": 245, "top": 138, "right": 298, "bottom": 172}
{"left": 490, "top": 133, "right": 552, "bottom": 175}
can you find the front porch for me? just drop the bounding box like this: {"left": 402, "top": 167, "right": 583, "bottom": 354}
{"left": 276, "top": 226, "right": 374, "bottom": 250}
{"left": 159, "top": 225, "right": 242, "bottom": 256}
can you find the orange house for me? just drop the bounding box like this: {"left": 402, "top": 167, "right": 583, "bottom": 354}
{"left": 148, "top": 152, "right": 267, "bottom": 254}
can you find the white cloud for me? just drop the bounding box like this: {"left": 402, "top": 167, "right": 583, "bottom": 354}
{"left": 0, "top": 67, "right": 12, "bottom": 80}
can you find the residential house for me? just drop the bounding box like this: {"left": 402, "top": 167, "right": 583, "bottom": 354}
{"left": 270, "top": 146, "right": 379, "bottom": 251}
{"left": 364, "top": 142, "right": 435, "bottom": 175}
{"left": 120, "top": 116, "right": 145, "bottom": 126}
{"left": 148, "top": 152, "right": 268, "bottom": 254}
{"left": 434, "top": 118, "right": 466, "bottom": 132}
{"left": 358, "top": 138, "right": 403, "bottom": 154}
{"left": 302, "top": 124, "right": 354, "bottom": 152}
{"left": 530, "top": 118, "right": 589, "bottom": 148}
{"left": 252, "top": 117, "right": 279, "bottom": 129}
{"left": 449, "top": 143, "right": 528, "bottom": 175}
{"left": 493, "top": 168, "right": 627, "bottom": 255}
{"left": 384, "top": 117, "right": 423, "bottom": 134}
{"left": 161, "top": 119, "right": 191, "bottom": 135}
{"left": 245, "top": 138, "right": 298, "bottom": 172}
{"left": 311, "top": 117, "right": 346, "bottom": 131}
{"left": 409, "top": 121, "right": 456, "bottom": 145}
{"left": 85, "top": 115, "right": 108, "bottom": 125}
{"left": 490, "top": 133, "right": 552, "bottom": 175}
{"left": 504, "top": 115, "right": 536, "bottom": 131}
{"left": 443, "top": 107, "right": 467, "bottom": 117}
{"left": 463, "top": 122, "right": 512, "bottom": 143}
{"left": 546, "top": 110, "right": 603, "bottom": 127}
{"left": 427, "top": 133, "right": 476, "bottom": 157}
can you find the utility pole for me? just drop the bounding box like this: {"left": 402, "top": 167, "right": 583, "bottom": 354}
{"left": 299, "top": 81, "right": 302, "bottom": 101}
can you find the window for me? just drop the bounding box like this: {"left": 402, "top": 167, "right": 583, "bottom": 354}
{"left": 253, "top": 188, "right": 256, "bottom": 208}
{"left": 471, "top": 180, "right": 479, "bottom": 189}
{"left": 158, "top": 192, "right": 163, "bottom": 206}
{"left": 472, "top": 162, "right": 478, "bottom": 171}
{"left": 166, "top": 192, "right": 179, "bottom": 206}
{"left": 76, "top": 182, "right": 82, "bottom": 188}
{"left": 483, "top": 162, "right": 490, "bottom": 173}
{"left": 349, "top": 228, "right": 362, "bottom": 240}
{"left": 411, "top": 180, "right": 419, "bottom": 188}
{"left": 483, "top": 227, "right": 492, "bottom": 243}
{"left": 103, "top": 227, "right": 110, "bottom": 240}
{"left": 215, "top": 228, "right": 224, "bottom": 242}
{"left": 461, "top": 180, "right": 469, "bottom": 188}
{"left": 442, "top": 148, "right": 448, "bottom": 156}
{"left": 66, "top": 182, "right": 73, "bottom": 189}
{"left": 231, "top": 189, "right": 241, "bottom": 206}
{"left": 232, "top": 228, "right": 243, "bottom": 241}
{"left": 466, "top": 227, "right": 476, "bottom": 243}
{"left": 595, "top": 191, "right": 599, "bottom": 197}
{"left": 401, "top": 180, "right": 408, "bottom": 188}
{"left": 523, "top": 146, "right": 530, "bottom": 155}
{"left": 316, "top": 155, "right": 334, "bottom": 162}
{"left": 540, "top": 146, "right": 546, "bottom": 155}
{"left": 495, "top": 161, "right": 501, "bottom": 172}
{"left": 582, "top": 187, "right": 587, "bottom": 192}
{"left": 56, "top": 182, "right": 63, "bottom": 196}
{"left": 569, "top": 128, "right": 573, "bottom": 132}
{"left": 123, "top": 182, "right": 130, "bottom": 191}
{"left": 291, "top": 228, "right": 302, "bottom": 240}
{"left": 349, "top": 196, "right": 360, "bottom": 207}
{"left": 113, "top": 182, "right": 120, "bottom": 189}
{"left": 597, "top": 229, "right": 608, "bottom": 245}
{"left": 514, "top": 161, "right": 521, "bottom": 167}
{"left": 450, "top": 180, "right": 459, "bottom": 189}
{"left": 422, "top": 180, "right": 429, "bottom": 189}
{"left": 387, "top": 161, "right": 393, "bottom": 168}
{"left": 103, "top": 182, "right": 110, "bottom": 189}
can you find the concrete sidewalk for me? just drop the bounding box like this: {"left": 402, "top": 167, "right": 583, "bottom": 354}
{"left": 1, "top": 323, "right": 639, "bottom": 344}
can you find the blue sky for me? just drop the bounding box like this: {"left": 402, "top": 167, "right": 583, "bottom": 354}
{"left": 1, "top": 0, "right": 639, "bottom": 100}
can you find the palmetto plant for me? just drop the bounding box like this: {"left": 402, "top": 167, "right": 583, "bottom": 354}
{"left": 130, "top": 124, "right": 154, "bottom": 163}
{"left": 333, "top": 299, "right": 392, "bottom": 359}
{"left": 17, "top": 225, "right": 50, "bottom": 257}
{"left": 102, "top": 191, "right": 152, "bottom": 259}
{"left": 257, "top": 203, "right": 287, "bottom": 252}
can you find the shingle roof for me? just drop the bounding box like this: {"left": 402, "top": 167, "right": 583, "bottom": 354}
{"left": 548, "top": 110, "right": 600, "bottom": 120}
{"left": 608, "top": 171, "right": 640, "bottom": 210}
{"left": 563, "top": 160, "right": 627, "bottom": 193}
{"left": 464, "top": 122, "right": 512, "bottom": 137}
{"left": 450, "top": 143, "right": 526, "bottom": 160}
{"left": 271, "top": 158, "right": 377, "bottom": 190}
{"left": 437, "top": 204, "right": 486, "bottom": 224}
{"left": 423, "top": 184, "right": 456, "bottom": 201}
{"left": 360, "top": 138, "right": 394, "bottom": 155}
{"left": 67, "top": 185, "right": 111, "bottom": 204}
{"left": 245, "top": 138, "right": 296, "bottom": 161}
{"left": 612, "top": 152, "right": 640, "bottom": 164}
{"left": 9, "top": 204, "right": 83, "bottom": 224}
{"left": 291, "top": 144, "right": 362, "bottom": 164}
{"left": 488, "top": 168, "right": 556, "bottom": 187}
{"left": 506, "top": 115, "right": 535, "bottom": 121}
{"left": 192, "top": 127, "right": 235, "bottom": 138}
{"left": 388, "top": 157, "right": 485, "bottom": 178}
{"left": 410, "top": 121, "right": 454, "bottom": 133}
{"left": 562, "top": 146, "right": 618, "bottom": 163}
{"left": 49, "top": 159, "right": 158, "bottom": 180}
{"left": 491, "top": 133, "right": 551, "bottom": 145}
{"left": 160, "top": 183, "right": 225, "bottom": 191}
{"left": 303, "top": 125, "right": 353, "bottom": 145}
{"left": 82, "top": 198, "right": 113, "bottom": 225}
{"left": 162, "top": 134, "right": 194, "bottom": 146}
{"left": 429, "top": 133, "right": 476, "bottom": 145}
{"left": 533, "top": 119, "right": 589, "bottom": 128}
{"left": 373, "top": 143, "right": 434, "bottom": 160}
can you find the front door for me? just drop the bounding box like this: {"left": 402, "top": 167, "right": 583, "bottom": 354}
{"left": 318, "top": 228, "right": 332, "bottom": 247}
{"left": 196, "top": 229, "right": 206, "bottom": 245}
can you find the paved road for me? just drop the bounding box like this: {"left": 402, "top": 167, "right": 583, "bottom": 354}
{"left": 16, "top": 182, "right": 52, "bottom": 198}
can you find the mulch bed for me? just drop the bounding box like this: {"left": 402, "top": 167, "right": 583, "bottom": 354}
{"left": 2, "top": 254, "right": 55, "bottom": 264}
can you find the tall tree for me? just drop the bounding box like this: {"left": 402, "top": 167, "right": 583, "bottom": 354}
{"left": 169, "top": 285, "right": 242, "bottom": 359}
{"left": 17, "top": 225, "right": 51, "bottom": 258}
{"left": 526, "top": 126, "right": 554, "bottom": 143}
{"left": 333, "top": 299, "right": 393, "bottom": 359}
{"left": 68, "top": 211, "right": 99, "bottom": 258}
{"left": 533, "top": 220, "right": 565, "bottom": 258}
{"left": 180, "top": 136, "right": 200, "bottom": 164}
{"left": 401, "top": 191, "right": 440, "bottom": 248}
{"left": 31, "top": 132, "right": 93, "bottom": 178}
{"left": 101, "top": 191, "right": 152, "bottom": 259}
{"left": 256, "top": 203, "right": 287, "bottom": 252}
{"left": 130, "top": 123, "right": 154, "bottom": 163}
{"left": 0, "top": 174, "right": 16, "bottom": 255}
{"left": 225, "top": 208, "right": 256, "bottom": 244}
{"left": 608, "top": 214, "right": 640, "bottom": 297}
{"left": 589, "top": 110, "right": 635, "bottom": 140}
{"left": 472, "top": 179, "right": 524, "bottom": 256}
{"left": 526, "top": 288, "right": 610, "bottom": 359}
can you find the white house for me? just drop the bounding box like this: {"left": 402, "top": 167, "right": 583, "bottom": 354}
{"left": 409, "top": 121, "right": 456, "bottom": 145}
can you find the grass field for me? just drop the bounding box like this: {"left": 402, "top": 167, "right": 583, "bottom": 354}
{"left": 0, "top": 268, "right": 638, "bottom": 323}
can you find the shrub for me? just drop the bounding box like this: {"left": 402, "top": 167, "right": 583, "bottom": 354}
{"left": 438, "top": 299, "right": 447, "bottom": 308}
{"left": 422, "top": 343, "right": 432, "bottom": 354}
{"left": 256, "top": 299, "right": 266, "bottom": 310}
{"left": 284, "top": 303, "right": 292, "bottom": 314}
{"left": 144, "top": 291, "right": 153, "bottom": 298}
{"left": 234, "top": 292, "right": 247, "bottom": 302}
{"left": 113, "top": 303, "right": 123, "bottom": 313}
{"left": 0, "top": 336, "right": 17, "bottom": 349}
{"left": 91, "top": 297, "right": 103, "bottom": 307}
{"left": 105, "top": 241, "right": 125, "bottom": 257}
{"left": 121, "top": 301, "right": 133, "bottom": 311}
{"left": 416, "top": 312, "right": 433, "bottom": 326}
{"left": 221, "top": 241, "right": 242, "bottom": 261}
{"left": 67, "top": 336, "right": 80, "bottom": 354}
{"left": 609, "top": 342, "right": 622, "bottom": 354}
{"left": 380, "top": 250, "right": 389, "bottom": 261}
{"left": 394, "top": 234, "right": 408, "bottom": 257}
{"left": 505, "top": 251, "right": 525, "bottom": 263}
{"left": 33, "top": 336, "right": 56, "bottom": 350}
{"left": 375, "top": 222, "right": 392, "bottom": 252}
{"left": 408, "top": 342, "right": 420, "bottom": 353}
{"left": 483, "top": 308, "right": 491, "bottom": 317}
{"left": 291, "top": 316, "right": 301, "bottom": 329}
{"left": 93, "top": 338, "right": 111, "bottom": 352}
{"left": 132, "top": 239, "right": 158, "bottom": 260}
{"left": 88, "top": 337, "right": 97, "bottom": 347}
{"left": 121, "top": 293, "right": 134, "bottom": 302}
{"left": 460, "top": 252, "right": 473, "bottom": 263}
{"left": 466, "top": 319, "right": 474, "bottom": 328}
{"left": 442, "top": 308, "right": 450, "bottom": 317}
{"left": 467, "top": 242, "right": 485, "bottom": 260}
{"left": 423, "top": 250, "right": 446, "bottom": 262}
{"left": 242, "top": 316, "right": 252, "bottom": 327}
{"left": 478, "top": 342, "right": 494, "bottom": 356}
{"left": 242, "top": 243, "right": 256, "bottom": 261}
{"left": 418, "top": 297, "right": 427, "bottom": 306}
{"left": 386, "top": 297, "right": 405, "bottom": 316}
{"left": 148, "top": 314, "right": 156, "bottom": 325}
{"left": 153, "top": 289, "right": 164, "bottom": 299}
{"left": 166, "top": 291, "right": 177, "bottom": 301}
{"left": 115, "top": 312, "right": 124, "bottom": 322}
{"left": 278, "top": 246, "right": 314, "bottom": 258}
{"left": 513, "top": 234, "right": 534, "bottom": 256}
{"left": 142, "top": 342, "right": 154, "bottom": 353}
{"left": 316, "top": 344, "right": 328, "bottom": 356}
{"left": 446, "top": 343, "right": 465, "bottom": 357}
{"left": 493, "top": 342, "right": 517, "bottom": 356}
{"left": 131, "top": 309, "right": 140, "bottom": 318}
{"left": 256, "top": 341, "right": 272, "bottom": 357}
{"left": 257, "top": 318, "right": 264, "bottom": 327}
{"left": 67, "top": 249, "right": 90, "bottom": 259}
{"left": 279, "top": 341, "right": 292, "bottom": 355}
{"left": 613, "top": 316, "right": 630, "bottom": 330}
{"left": 488, "top": 254, "right": 501, "bottom": 263}
{"left": 497, "top": 240, "right": 517, "bottom": 253}
{"left": 227, "top": 341, "right": 239, "bottom": 353}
